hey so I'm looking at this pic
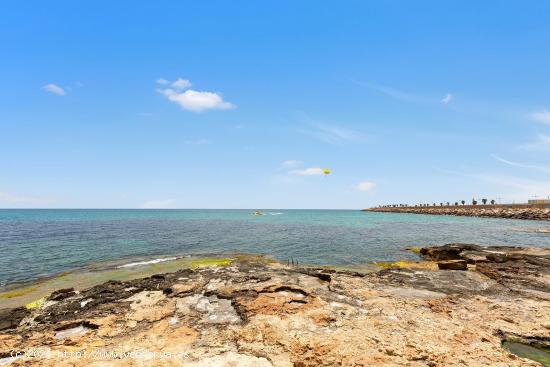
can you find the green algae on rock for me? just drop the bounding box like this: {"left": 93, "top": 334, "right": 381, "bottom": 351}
{"left": 190, "top": 258, "right": 233, "bottom": 268}
{"left": 502, "top": 340, "right": 550, "bottom": 366}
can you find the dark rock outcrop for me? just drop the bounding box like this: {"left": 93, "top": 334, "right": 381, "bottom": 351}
{"left": 0, "top": 307, "right": 29, "bottom": 331}
{"left": 420, "top": 243, "right": 550, "bottom": 297}
{"left": 437, "top": 259, "right": 468, "bottom": 270}
{"left": 47, "top": 287, "right": 77, "bottom": 301}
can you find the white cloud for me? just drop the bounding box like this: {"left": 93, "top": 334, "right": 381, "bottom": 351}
{"left": 531, "top": 109, "right": 550, "bottom": 124}
{"left": 441, "top": 93, "right": 453, "bottom": 104}
{"left": 158, "top": 87, "right": 235, "bottom": 113}
{"left": 171, "top": 78, "right": 192, "bottom": 90}
{"left": 42, "top": 83, "right": 66, "bottom": 96}
{"left": 0, "top": 191, "right": 56, "bottom": 206}
{"left": 290, "top": 167, "right": 325, "bottom": 176}
{"left": 156, "top": 78, "right": 169, "bottom": 85}
{"left": 138, "top": 199, "right": 176, "bottom": 209}
{"left": 354, "top": 181, "right": 376, "bottom": 192}
{"left": 491, "top": 154, "right": 550, "bottom": 173}
{"left": 281, "top": 160, "right": 303, "bottom": 168}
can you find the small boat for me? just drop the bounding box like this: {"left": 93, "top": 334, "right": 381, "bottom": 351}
{"left": 251, "top": 211, "right": 264, "bottom": 216}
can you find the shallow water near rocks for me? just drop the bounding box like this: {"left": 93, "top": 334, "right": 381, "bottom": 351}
{"left": 502, "top": 341, "right": 550, "bottom": 366}
{"left": 1, "top": 209, "right": 548, "bottom": 288}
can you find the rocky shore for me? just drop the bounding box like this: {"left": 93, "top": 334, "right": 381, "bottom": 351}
{"left": 0, "top": 246, "right": 549, "bottom": 366}
{"left": 365, "top": 205, "right": 550, "bottom": 221}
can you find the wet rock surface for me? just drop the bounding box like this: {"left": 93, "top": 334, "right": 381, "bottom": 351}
{"left": 0, "top": 249, "right": 549, "bottom": 366}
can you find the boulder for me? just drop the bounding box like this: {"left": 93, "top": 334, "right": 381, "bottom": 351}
{"left": 420, "top": 243, "right": 481, "bottom": 261}
{"left": 437, "top": 260, "right": 468, "bottom": 270}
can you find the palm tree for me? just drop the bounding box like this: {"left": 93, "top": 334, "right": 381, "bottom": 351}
{"left": 490, "top": 199, "right": 495, "bottom": 205}
{"left": 461, "top": 200, "right": 465, "bottom": 205}
{"left": 482, "top": 198, "right": 487, "bottom": 205}
{"left": 454, "top": 202, "right": 458, "bottom": 206}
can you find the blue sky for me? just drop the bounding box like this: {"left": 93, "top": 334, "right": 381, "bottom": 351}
{"left": 1, "top": 1, "right": 550, "bottom": 209}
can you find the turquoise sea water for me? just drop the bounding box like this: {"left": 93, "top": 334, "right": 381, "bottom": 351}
{"left": 0, "top": 209, "right": 548, "bottom": 287}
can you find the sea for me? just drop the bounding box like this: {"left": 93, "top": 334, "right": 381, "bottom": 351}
{"left": 0, "top": 209, "right": 548, "bottom": 287}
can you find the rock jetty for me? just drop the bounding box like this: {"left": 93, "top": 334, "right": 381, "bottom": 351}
{"left": 0, "top": 247, "right": 549, "bottom": 366}
{"left": 365, "top": 205, "right": 550, "bottom": 221}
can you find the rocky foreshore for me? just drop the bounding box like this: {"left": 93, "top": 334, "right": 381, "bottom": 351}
{"left": 1, "top": 246, "right": 549, "bottom": 366}
{"left": 365, "top": 205, "right": 550, "bottom": 221}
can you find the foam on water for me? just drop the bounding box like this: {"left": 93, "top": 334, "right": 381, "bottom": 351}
{"left": 117, "top": 256, "right": 180, "bottom": 268}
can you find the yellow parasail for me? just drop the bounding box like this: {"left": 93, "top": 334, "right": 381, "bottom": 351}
{"left": 323, "top": 168, "right": 331, "bottom": 175}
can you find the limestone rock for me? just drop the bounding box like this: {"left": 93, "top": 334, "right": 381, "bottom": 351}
{"left": 1, "top": 247, "right": 549, "bottom": 367}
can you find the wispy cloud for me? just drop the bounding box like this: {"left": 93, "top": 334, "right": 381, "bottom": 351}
{"left": 438, "top": 168, "right": 550, "bottom": 202}
{"left": 354, "top": 181, "right": 376, "bottom": 192}
{"left": 0, "top": 191, "right": 56, "bottom": 206}
{"left": 185, "top": 139, "right": 210, "bottom": 145}
{"left": 281, "top": 160, "right": 303, "bottom": 168}
{"left": 138, "top": 199, "right": 176, "bottom": 209}
{"left": 476, "top": 174, "right": 550, "bottom": 202}
{"left": 491, "top": 154, "right": 550, "bottom": 173}
{"left": 441, "top": 93, "right": 453, "bottom": 105}
{"left": 301, "top": 123, "right": 363, "bottom": 145}
{"left": 351, "top": 79, "right": 456, "bottom": 107}
{"left": 350, "top": 79, "right": 431, "bottom": 104}
{"left": 42, "top": 83, "right": 66, "bottom": 96}
{"left": 294, "top": 112, "right": 366, "bottom": 145}
{"left": 531, "top": 109, "right": 550, "bottom": 124}
{"left": 156, "top": 78, "right": 169, "bottom": 85}
{"left": 522, "top": 133, "right": 550, "bottom": 151}
{"left": 290, "top": 167, "right": 325, "bottom": 176}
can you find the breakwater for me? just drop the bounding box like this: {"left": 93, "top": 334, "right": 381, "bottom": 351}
{"left": 364, "top": 204, "right": 550, "bottom": 221}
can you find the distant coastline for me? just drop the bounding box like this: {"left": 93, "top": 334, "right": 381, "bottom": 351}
{"left": 364, "top": 204, "right": 550, "bottom": 221}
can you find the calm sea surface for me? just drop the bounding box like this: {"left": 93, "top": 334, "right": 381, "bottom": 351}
{"left": 0, "top": 209, "right": 548, "bottom": 286}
